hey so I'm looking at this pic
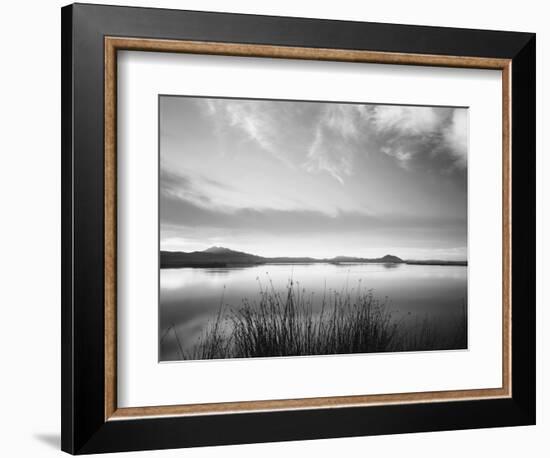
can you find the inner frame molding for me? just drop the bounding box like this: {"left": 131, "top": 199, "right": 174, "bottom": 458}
{"left": 104, "top": 36, "right": 512, "bottom": 421}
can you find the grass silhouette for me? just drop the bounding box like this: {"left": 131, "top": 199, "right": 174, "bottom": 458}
{"left": 175, "top": 278, "right": 466, "bottom": 360}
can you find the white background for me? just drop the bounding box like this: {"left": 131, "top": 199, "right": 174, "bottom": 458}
{"left": 118, "top": 52, "right": 502, "bottom": 407}
{"left": 0, "top": 0, "right": 545, "bottom": 457}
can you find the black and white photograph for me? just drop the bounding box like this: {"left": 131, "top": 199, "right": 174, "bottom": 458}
{"left": 159, "top": 95, "right": 468, "bottom": 361}
{"left": 0, "top": 0, "right": 542, "bottom": 456}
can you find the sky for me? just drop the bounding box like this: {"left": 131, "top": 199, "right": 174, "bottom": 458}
{"left": 159, "top": 96, "right": 468, "bottom": 260}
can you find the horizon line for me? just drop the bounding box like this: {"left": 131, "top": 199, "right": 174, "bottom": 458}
{"left": 159, "top": 246, "right": 467, "bottom": 262}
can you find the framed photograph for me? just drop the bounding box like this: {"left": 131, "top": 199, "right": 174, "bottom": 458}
{"left": 61, "top": 3, "right": 536, "bottom": 454}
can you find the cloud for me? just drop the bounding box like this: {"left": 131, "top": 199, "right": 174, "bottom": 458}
{"left": 304, "top": 124, "right": 354, "bottom": 184}
{"left": 442, "top": 109, "right": 468, "bottom": 168}
{"left": 203, "top": 99, "right": 313, "bottom": 168}
{"left": 214, "top": 100, "right": 274, "bottom": 150}
{"left": 322, "top": 104, "right": 361, "bottom": 139}
{"left": 200, "top": 98, "right": 467, "bottom": 183}
{"left": 369, "top": 105, "right": 441, "bottom": 135}
{"left": 302, "top": 103, "right": 468, "bottom": 181}
{"left": 304, "top": 105, "right": 365, "bottom": 184}
{"left": 161, "top": 192, "right": 466, "bottom": 238}
{"left": 365, "top": 105, "right": 467, "bottom": 172}
{"left": 160, "top": 168, "right": 232, "bottom": 208}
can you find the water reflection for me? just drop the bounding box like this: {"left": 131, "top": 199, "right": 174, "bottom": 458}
{"left": 159, "top": 263, "right": 467, "bottom": 361}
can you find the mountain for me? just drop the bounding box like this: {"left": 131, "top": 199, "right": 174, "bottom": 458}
{"left": 330, "top": 254, "right": 403, "bottom": 263}
{"left": 380, "top": 254, "right": 403, "bottom": 263}
{"left": 161, "top": 247, "right": 264, "bottom": 268}
{"left": 405, "top": 259, "right": 467, "bottom": 266}
{"left": 202, "top": 246, "right": 237, "bottom": 254}
{"left": 160, "top": 247, "right": 409, "bottom": 268}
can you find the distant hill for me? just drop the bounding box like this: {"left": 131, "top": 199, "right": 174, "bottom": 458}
{"left": 202, "top": 246, "right": 238, "bottom": 254}
{"left": 160, "top": 247, "right": 467, "bottom": 268}
{"left": 331, "top": 254, "right": 403, "bottom": 264}
{"left": 160, "top": 247, "right": 413, "bottom": 268}
{"left": 405, "top": 259, "right": 467, "bottom": 266}
{"left": 161, "top": 247, "right": 264, "bottom": 268}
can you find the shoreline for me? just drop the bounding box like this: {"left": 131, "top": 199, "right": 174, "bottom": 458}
{"left": 160, "top": 260, "right": 468, "bottom": 269}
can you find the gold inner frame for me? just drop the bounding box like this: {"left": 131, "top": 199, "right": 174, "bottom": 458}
{"left": 104, "top": 37, "right": 512, "bottom": 421}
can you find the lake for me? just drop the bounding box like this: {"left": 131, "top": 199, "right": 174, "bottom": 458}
{"left": 159, "top": 263, "right": 467, "bottom": 361}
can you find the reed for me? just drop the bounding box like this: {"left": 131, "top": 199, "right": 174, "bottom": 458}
{"left": 182, "top": 279, "right": 466, "bottom": 360}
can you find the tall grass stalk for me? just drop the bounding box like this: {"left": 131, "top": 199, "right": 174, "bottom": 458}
{"left": 183, "top": 280, "right": 467, "bottom": 360}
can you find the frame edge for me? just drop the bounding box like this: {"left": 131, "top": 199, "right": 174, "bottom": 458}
{"left": 510, "top": 33, "right": 536, "bottom": 425}
{"left": 61, "top": 3, "right": 75, "bottom": 454}
{"left": 63, "top": 3, "right": 536, "bottom": 453}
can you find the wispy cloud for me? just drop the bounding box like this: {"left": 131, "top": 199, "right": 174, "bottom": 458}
{"left": 203, "top": 99, "right": 308, "bottom": 168}
{"left": 160, "top": 168, "right": 232, "bottom": 208}
{"left": 369, "top": 105, "right": 467, "bottom": 172}
{"left": 369, "top": 105, "right": 441, "bottom": 135}
{"left": 161, "top": 192, "right": 466, "bottom": 238}
{"left": 303, "top": 105, "right": 363, "bottom": 184}
{"left": 442, "top": 109, "right": 468, "bottom": 168}
{"left": 200, "top": 98, "right": 467, "bottom": 183}
{"left": 304, "top": 125, "right": 354, "bottom": 185}
{"left": 302, "top": 103, "right": 467, "bottom": 182}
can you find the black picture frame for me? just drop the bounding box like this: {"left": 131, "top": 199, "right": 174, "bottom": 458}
{"left": 61, "top": 3, "right": 535, "bottom": 454}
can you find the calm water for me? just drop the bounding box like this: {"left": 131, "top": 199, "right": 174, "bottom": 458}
{"left": 159, "top": 263, "right": 467, "bottom": 361}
